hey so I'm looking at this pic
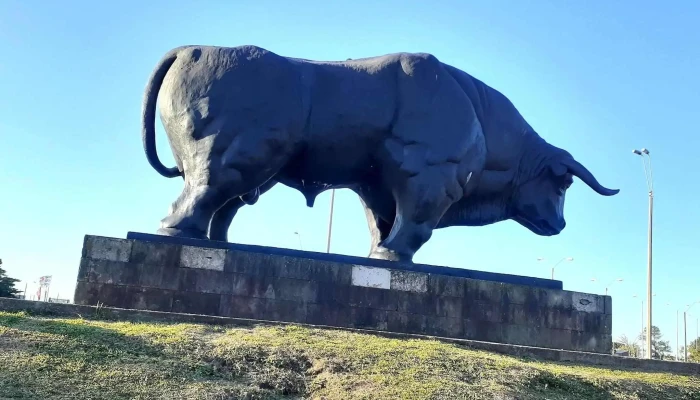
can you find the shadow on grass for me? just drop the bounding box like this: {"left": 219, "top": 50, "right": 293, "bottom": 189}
{"left": 0, "top": 312, "right": 168, "bottom": 361}
{"left": 0, "top": 312, "right": 312, "bottom": 399}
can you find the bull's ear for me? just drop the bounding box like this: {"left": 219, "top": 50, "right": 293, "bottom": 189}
{"left": 549, "top": 162, "right": 568, "bottom": 177}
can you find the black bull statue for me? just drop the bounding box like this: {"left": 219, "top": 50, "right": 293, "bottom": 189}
{"left": 141, "top": 45, "right": 619, "bottom": 262}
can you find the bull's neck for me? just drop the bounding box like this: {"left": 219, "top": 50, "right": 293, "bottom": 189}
{"left": 437, "top": 195, "right": 511, "bottom": 228}
{"left": 513, "top": 134, "right": 565, "bottom": 186}
{"left": 438, "top": 134, "right": 556, "bottom": 228}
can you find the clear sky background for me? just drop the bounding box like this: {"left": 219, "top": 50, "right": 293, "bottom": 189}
{"left": 1, "top": 1, "right": 698, "bottom": 352}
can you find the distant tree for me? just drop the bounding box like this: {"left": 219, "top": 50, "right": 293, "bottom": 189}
{"left": 680, "top": 339, "right": 700, "bottom": 363}
{"left": 638, "top": 325, "right": 673, "bottom": 360}
{"left": 0, "top": 259, "right": 20, "bottom": 298}
{"left": 614, "top": 334, "right": 640, "bottom": 357}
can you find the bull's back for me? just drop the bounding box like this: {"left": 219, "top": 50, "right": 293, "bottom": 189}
{"left": 301, "top": 55, "right": 401, "bottom": 138}
{"left": 159, "top": 45, "right": 308, "bottom": 139}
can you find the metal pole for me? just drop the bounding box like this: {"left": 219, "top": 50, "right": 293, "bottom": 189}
{"left": 639, "top": 299, "right": 643, "bottom": 358}
{"left": 549, "top": 257, "right": 572, "bottom": 280}
{"left": 293, "top": 232, "right": 303, "bottom": 251}
{"left": 634, "top": 149, "right": 653, "bottom": 359}
{"left": 677, "top": 310, "right": 680, "bottom": 361}
{"left": 326, "top": 189, "right": 335, "bottom": 253}
{"left": 685, "top": 311, "right": 688, "bottom": 361}
{"left": 646, "top": 190, "right": 653, "bottom": 359}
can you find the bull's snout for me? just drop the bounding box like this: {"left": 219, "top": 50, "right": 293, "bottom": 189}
{"left": 513, "top": 214, "right": 566, "bottom": 236}
{"left": 543, "top": 219, "right": 565, "bottom": 236}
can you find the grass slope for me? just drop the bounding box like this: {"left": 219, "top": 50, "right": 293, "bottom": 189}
{"left": 0, "top": 311, "right": 698, "bottom": 400}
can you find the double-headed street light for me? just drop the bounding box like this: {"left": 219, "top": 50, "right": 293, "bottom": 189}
{"left": 633, "top": 147, "right": 654, "bottom": 359}
{"left": 537, "top": 257, "right": 574, "bottom": 280}
{"left": 591, "top": 277, "right": 624, "bottom": 296}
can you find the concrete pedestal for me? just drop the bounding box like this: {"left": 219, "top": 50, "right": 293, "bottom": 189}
{"left": 73, "top": 233, "right": 612, "bottom": 354}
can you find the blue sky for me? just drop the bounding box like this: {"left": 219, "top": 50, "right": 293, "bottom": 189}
{"left": 1, "top": 0, "right": 698, "bottom": 351}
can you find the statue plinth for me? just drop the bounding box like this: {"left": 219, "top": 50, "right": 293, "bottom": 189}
{"left": 74, "top": 232, "right": 612, "bottom": 354}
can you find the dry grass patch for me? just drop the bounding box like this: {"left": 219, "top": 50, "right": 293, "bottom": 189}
{"left": 1, "top": 311, "right": 698, "bottom": 399}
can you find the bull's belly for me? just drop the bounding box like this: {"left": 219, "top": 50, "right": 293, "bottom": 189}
{"left": 279, "top": 147, "right": 379, "bottom": 188}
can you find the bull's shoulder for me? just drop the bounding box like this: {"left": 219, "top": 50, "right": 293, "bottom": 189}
{"left": 395, "top": 52, "right": 443, "bottom": 77}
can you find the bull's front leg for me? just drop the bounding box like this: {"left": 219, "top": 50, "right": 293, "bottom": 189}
{"left": 370, "top": 167, "right": 462, "bottom": 262}
{"left": 355, "top": 185, "right": 396, "bottom": 258}
{"left": 365, "top": 208, "right": 393, "bottom": 257}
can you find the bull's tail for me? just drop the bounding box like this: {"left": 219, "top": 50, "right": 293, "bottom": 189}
{"left": 141, "top": 50, "right": 181, "bottom": 178}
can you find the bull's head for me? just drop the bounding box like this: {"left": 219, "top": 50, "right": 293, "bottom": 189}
{"left": 511, "top": 156, "right": 619, "bottom": 236}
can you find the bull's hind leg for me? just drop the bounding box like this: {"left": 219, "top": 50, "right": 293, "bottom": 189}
{"left": 208, "top": 179, "right": 279, "bottom": 241}
{"left": 158, "top": 128, "right": 293, "bottom": 240}
{"left": 207, "top": 197, "right": 246, "bottom": 242}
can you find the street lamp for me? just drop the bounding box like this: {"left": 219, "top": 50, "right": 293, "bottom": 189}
{"left": 666, "top": 302, "right": 681, "bottom": 361}
{"left": 293, "top": 231, "right": 303, "bottom": 251}
{"left": 537, "top": 257, "right": 573, "bottom": 280}
{"left": 590, "top": 277, "right": 623, "bottom": 295}
{"left": 604, "top": 278, "right": 624, "bottom": 296}
{"left": 633, "top": 147, "right": 654, "bottom": 359}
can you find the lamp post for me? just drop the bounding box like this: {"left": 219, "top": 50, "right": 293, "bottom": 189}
{"left": 326, "top": 189, "right": 335, "bottom": 253}
{"left": 293, "top": 231, "right": 303, "bottom": 251}
{"left": 671, "top": 304, "right": 680, "bottom": 361}
{"left": 604, "top": 278, "right": 624, "bottom": 296}
{"left": 537, "top": 257, "right": 573, "bottom": 280}
{"left": 591, "top": 277, "right": 623, "bottom": 296}
{"left": 662, "top": 301, "right": 681, "bottom": 361}
{"left": 633, "top": 147, "right": 653, "bottom": 359}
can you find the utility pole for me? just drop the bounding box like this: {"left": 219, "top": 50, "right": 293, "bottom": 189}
{"left": 633, "top": 148, "right": 653, "bottom": 359}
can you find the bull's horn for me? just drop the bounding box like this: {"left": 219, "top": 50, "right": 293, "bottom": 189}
{"left": 561, "top": 158, "right": 620, "bottom": 196}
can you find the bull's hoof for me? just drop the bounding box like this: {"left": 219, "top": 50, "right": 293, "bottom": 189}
{"left": 368, "top": 248, "right": 413, "bottom": 263}
{"left": 157, "top": 227, "right": 209, "bottom": 240}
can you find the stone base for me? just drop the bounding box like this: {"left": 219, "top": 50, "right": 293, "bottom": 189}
{"left": 73, "top": 232, "right": 612, "bottom": 354}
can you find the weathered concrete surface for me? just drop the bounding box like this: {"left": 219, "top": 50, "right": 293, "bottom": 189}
{"left": 2, "top": 297, "right": 697, "bottom": 376}
{"left": 73, "top": 234, "right": 613, "bottom": 353}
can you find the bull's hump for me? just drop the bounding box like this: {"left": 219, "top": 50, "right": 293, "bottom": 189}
{"left": 288, "top": 51, "right": 427, "bottom": 71}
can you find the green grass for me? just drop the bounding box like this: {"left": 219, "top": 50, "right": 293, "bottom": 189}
{"left": 1, "top": 311, "right": 698, "bottom": 399}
